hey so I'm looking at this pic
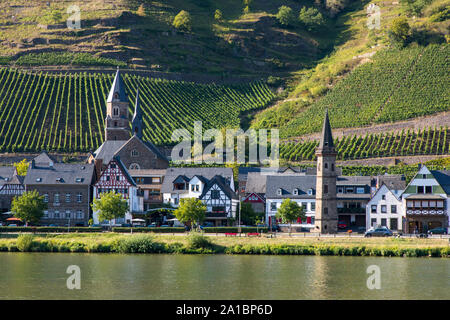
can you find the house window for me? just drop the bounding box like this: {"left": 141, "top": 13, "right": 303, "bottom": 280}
{"left": 382, "top": 195, "right": 386, "bottom": 200}
{"left": 65, "top": 194, "right": 71, "bottom": 203}
{"left": 77, "top": 193, "right": 82, "bottom": 203}
{"left": 174, "top": 198, "right": 179, "bottom": 205}
{"left": 293, "top": 189, "right": 298, "bottom": 195}
{"left": 191, "top": 185, "right": 195, "bottom": 192}
{"left": 131, "top": 149, "right": 139, "bottom": 157}
{"left": 391, "top": 205, "right": 397, "bottom": 214}
{"left": 417, "top": 186, "right": 424, "bottom": 193}
{"left": 77, "top": 210, "right": 84, "bottom": 219}
{"left": 381, "top": 205, "right": 387, "bottom": 213}
{"left": 195, "top": 185, "right": 199, "bottom": 192}
{"left": 311, "top": 202, "right": 315, "bottom": 211}
{"left": 390, "top": 218, "right": 398, "bottom": 230}
{"left": 307, "top": 189, "right": 313, "bottom": 196}
{"left": 277, "top": 189, "right": 282, "bottom": 196}
{"left": 345, "top": 187, "right": 354, "bottom": 193}
{"left": 65, "top": 210, "right": 71, "bottom": 219}
{"left": 43, "top": 211, "right": 48, "bottom": 218}
{"left": 212, "top": 206, "right": 225, "bottom": 213}
{"left": 422, "top": 174, "right": 426, "bottom": 179}
{"left": 44, "top": 194, "right": 49, "bottom": 203}
{"left": 152, "top": 177, "right": 161, "bottom": 183}
{"left": 116, "top": 176, "right": 121, "bottom": 181}
{"left": 211, "top": 190, "right": 220, "bottom": 199}
{"left": 54, "top": 193, "right": 60, "bottom": 203}
{"left": 270, "top": 202, "right": 277, "bottom": 211}
{"left": 337, "top": 187, "right": 344, "bottom": 193}
{"left": 54, "top": 210, "right": 60, "bottom": 218}
{"left": 425, "top": 186, "right": 432, "bottom": 194}
{"left": 371, "top": 218, "right": 377, "bottom": 227}
{"left": 356, "top": 187, "right": 365, "bottom": 194}
{"left": 381, "top": 218, "right": 387, "bottom": 226}
{"left": 371, "top": 205, "right": 377, "bottom": 213}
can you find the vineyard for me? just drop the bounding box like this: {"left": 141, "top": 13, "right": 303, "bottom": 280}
{"left": 0, "top": 68, "right": 275, "bottom": 152}
{"left": 280, "top": 44, "right": 450, "bottom": 138}
{"left": 280, "top": 127, "right": 450, "bottom": 162}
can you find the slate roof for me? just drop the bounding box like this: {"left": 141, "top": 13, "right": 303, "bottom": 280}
{"left": 94, "top": 140, "right": 127, "bottom": 164}
{"left": 0, "top": 167, "right": 16, "bottom": 187}
{"left": 200, "top": 175, "right": 238, "bottom": 200}
{"left": 161, "top": 167, "right": 234, "bottom": 194}
{"left": 107, "top": 68, "right": 128, "bottom": 103}
{"left": 266, "top": 175, "right": 316, "bottom": 199}
{"left": 24, "top": 163, "right": 95, "bottom": 185}
{"left": 33, "top": 151, "right": 56, "bottom": 166}
{"left": 245, "top": 172, "right": 268, "bottom": 194}
{"left": 377, "top": 174, "right": 406, "bottom": 190}
{"left": 238, "top": 166, "right": 316, "bottom": 181}
{"left": 431, "top": 170, "right": 450, "bottom": 195}
{"left": 317, "top": 109, "right": 335, "bottom": 153}
{"left": 337, "top": 176, "right": 372, "bottom": 186}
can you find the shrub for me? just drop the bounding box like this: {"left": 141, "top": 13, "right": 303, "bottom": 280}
{"left": 202, "top": 227, "right": 268, "bottom": 233}
{"left": 173, "top": 10, "right": 192, "bottom": 31}
{"left": 276, "top": 6, "right": 296, "bottom": 26}
{"left": 388, "top": 17, "right": 410, "bottom": 47}
{"left": 187, "top": 232, "right": 213, "bottom": 250}
{"left": 16, "top": 234, "right": 35, "bottom": 252}
{"left": 115, "top": 235, "right": 159, "bottom": 254}
{"left": 298, "top": 7, "right": 325, "bottom": 31}
{"left": 112, "top": 227, "right": 185, "bottom": 233}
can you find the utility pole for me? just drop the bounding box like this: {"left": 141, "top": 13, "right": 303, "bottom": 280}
{"left": 238, "top": 194, "right": 241, "bottom": 235}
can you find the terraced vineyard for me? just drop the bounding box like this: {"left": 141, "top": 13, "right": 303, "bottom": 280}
{"left": 280, "top": 44, "right": 450, "bottom": 138}
{"left": 280, "top": 127, "right": 450, "bottom": 162}
{"left": 0, "top": 69, "right": 275, "bottom": 152}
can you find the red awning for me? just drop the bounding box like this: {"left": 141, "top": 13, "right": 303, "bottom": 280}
{"left": 6, "top": 217, "right": 21, "bottom": 221}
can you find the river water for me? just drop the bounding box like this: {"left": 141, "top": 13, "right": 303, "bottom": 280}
{"left": 0, "top": 253, "right": 448, "bottom": 299}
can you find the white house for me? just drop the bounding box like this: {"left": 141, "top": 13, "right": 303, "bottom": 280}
{"left": 366, "top": 184, "right": 404, "bottom": 232}
{"left": 161, "top": 167, "right": 237, "bottom": 226}
{"left": 92, "top": 157, "right": 143, "bottom": 226}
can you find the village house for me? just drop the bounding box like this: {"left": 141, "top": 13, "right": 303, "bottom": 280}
{"left": 24, "top": 152, "right": 95, "bottom": 226}
{"left": 92, "top": 157, "right": 143, "bottom": 226}
{"left": 0, "top": 166, "right": 24, "bottom": 214}
{"left": 401, "top": 165, "right": 450, "bottom": 234}
{"left": 366, "top": 184, "right": 404, "bottom": 232}
{"left": 161, "top": 167, "right": 237, "bottom": 226}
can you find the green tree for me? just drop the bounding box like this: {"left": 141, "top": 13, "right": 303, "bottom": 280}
{"left": 240, "top": 202, "right": 264, "bottom": 225}
{"left": 276, "top": 6, "right": 296, "bottom": 27}
{"left": 214, "top": 9, "right": 223, "bottom": 21}
{"left": 298, "top": 7, "right": 325, "bottom": 31}
{"left": 401, "top": 0, "right": 432, "bottom": 17}
{"left": 173, "top": 10, "right": 192, "bottom": 31}
{"left": 276, "top": 198, "right": 305, "bottom": 235}
{"left": 174, "top": 198, "right": 206, "bottom": 228}
{"left": 388, "top": 17, "right": 410, "bottom": 47}
{"left": 91, "top": 190, "right": 129, "bottom": 229}
{"left": 14, "top": 159, "right": 29, "bottom": 176}
{"left": 11, "top": 190, "right": 47, "bottom": 226}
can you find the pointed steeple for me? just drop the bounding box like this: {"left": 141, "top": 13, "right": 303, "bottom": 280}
{"left": 107, "top": 67, "right": 128, "bottom": 103}
{"left": 317, "top": 109, "right": 335, "bottom": 154}
{"left": 131, "top": 88, "right": 143, "bottom": 139}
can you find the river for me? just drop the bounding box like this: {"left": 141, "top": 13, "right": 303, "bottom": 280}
{"left": 0, "top": 253, "right": 448, "bottom": 299}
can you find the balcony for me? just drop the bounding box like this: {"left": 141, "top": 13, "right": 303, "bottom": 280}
{"left": 338, "top": 207, "right": 365, "bottom": 214}
{"left": 406, "top": 209, "right": 445, "bottom": 215}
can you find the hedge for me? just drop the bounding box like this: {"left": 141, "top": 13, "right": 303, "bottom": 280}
{"left": 202, "top": 227, "right": 268, "bottom": 233}
{"left": 0, "top": 226, "right": 103, "bottom": 233}
{"left": 112, "top": 227, "right": 186, "bottom": 233}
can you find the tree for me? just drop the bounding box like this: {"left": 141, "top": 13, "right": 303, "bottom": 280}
{"left": 401, "top": 0, "right": 432, "bottom": 17}
{"left": 214, "top": 9, "right": 223, "bottom": 21}
{"left": 174, "top": 198, "right": 206, "bottom": 228}
{"left": 11, "top": 190, "right": 47, "bottom": 226}
{"left": 240, "top": 202, "right": 264, "bottom": 225}
{"left": 388, "top": 17, "right": 410, "bottom": 47}
{"left": 14, "top": 159, "right": 29, "bottom": 176}
{"left": 173, "top": 10, "right": 192, "bottom": 31}
{"left": 276, "top": 198, "right": 305, "bottom": 235}
{"left": 298, "top": 7, "right": 325, "bottom": 31}
{"left": 91, "top": 190, "right": 129, "bottom": 229}
{"left": 276, "top": 6, "right": 296, "bottom": 27}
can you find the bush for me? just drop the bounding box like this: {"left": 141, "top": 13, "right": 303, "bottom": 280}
{"left": 16, "top": 234, "right": 35, "bottom": 252}
{"left": 187, "top": 232, "right": 213, "bottom": 250}
{"left": 0, "top": 226, "right": 102, "bottom": 233}
{"left": 115, "top": 235, "right": 161, "bottom": 253}
{"left": 388, "top": 17, "right": 410, "bottom": 47}
{"left": 298, "top": 7, "right": 325, "bottom": 31}
{"left": 112, "top": 227, "right": 185, "bottom": 233}
{"left": 173, "top": 10, "right": 192, "bottom": 31}
{"left": 202, "top": 227, "right": 268, "bottom": 233}
{"left": 276, "top": 6, "right": 296, "bottom": 26}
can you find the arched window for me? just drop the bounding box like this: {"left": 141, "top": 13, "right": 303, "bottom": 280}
{"left": 113, "top": 107, "right": 119, "bottom": 116}
{"left": 129, "top": 163, "right": 140, "bottom": 170}
{"left": 114, "top": 92, "right": 119, "bottom": 99}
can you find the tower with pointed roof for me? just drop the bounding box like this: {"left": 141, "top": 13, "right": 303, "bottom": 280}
{"left": 131, "top": 88, "right": 143, "bottom": 139}
{"left": 105, "top": 68, "right": 131, "bottom": 141}
{"left": 315, "top": 109, "right": 338, "bottom": 234}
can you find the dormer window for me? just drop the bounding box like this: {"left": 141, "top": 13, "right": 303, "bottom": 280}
{"left": 277, "top": 188, "right": 282, "bottom": 196}
{"left": 114, "top": 92, "right": 119, "bottom": 99}
{"left": 75, "top": 178, "right": 83, "bottom": 183}
{"left": 36, "top": 178, "right": 42, "bottom": 182}
{"left": 308, "top": 189, "right": 313, "bottom": 196}
{"left": 293, "top": 189, "right": 298, "bottom": 195}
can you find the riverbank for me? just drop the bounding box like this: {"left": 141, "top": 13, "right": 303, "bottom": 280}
{"left": 1, "top": 233, "right": 448, "bottom": 258}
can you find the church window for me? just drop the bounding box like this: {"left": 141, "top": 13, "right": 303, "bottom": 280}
{"left": 324, "top": 207, "right": 328, "bottom": 215}
{"left": 113, "top": 107, "right": 119, "bottom": 116}
{"left": 324, "top": 185, "right": 328, "bottom": 194}
{"left": 331, "top": 164, "right": 334, "bottom": 171}
{"left": 114, "top": 121, "right": 118, "bottom": 127}
{"left": 324, "top": 163, "right": 328, "bottom": 169}
{"left": 114, "top": 92, "right": 119, "bottom": 99}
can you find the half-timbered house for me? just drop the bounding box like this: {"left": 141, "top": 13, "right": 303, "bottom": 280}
{"left": 92, "top": 157, "right": 143, "bottom": 226}
{"left": 0, "top": 167, "right": 24, "bottom": 213}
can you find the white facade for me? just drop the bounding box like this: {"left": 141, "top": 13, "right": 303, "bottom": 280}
{"left": 366, "top": 184, "right": 404, "bottom": 231}
{"left": 266, "top": 198, "right": 316, "bottom": 229}
{"left": 92, "top": 186, "right": 139, "bottom": 225}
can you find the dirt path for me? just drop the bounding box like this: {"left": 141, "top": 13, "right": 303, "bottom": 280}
{"left": 284, "top": 111, "right": 450, "bottom": 142}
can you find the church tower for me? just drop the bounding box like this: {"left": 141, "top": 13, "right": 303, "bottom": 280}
{"left": 131, "top": 88, "right": 143, "bottom": 139}
{"left": 315, "top": 109, "right": 338, "bottom": 234}
{"left": 105, "top": 68, "right": 131, "bottom": 141}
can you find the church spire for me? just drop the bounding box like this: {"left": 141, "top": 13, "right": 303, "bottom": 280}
{"left": 132, "top": 88, "right": 143, "bottom": 139}
{"left": 317, "top": 108, "right": 335, "bottom": 154}
{"left": 107, "top": 67, "right": 128, "bottom": 103}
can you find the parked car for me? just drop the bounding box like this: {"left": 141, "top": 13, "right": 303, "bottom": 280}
{"left": 338, "top": 221, "right": 347, "bottom": 229}
{"left": 269, "top": 224, "right": 281, "bottom": 232}
{"left": 121, "top": 223, "right": 132, "bottom": 227}
{"left": 8, "top": 224, "right": 17, "bottom": 227}
{"left": 365, "top": 227, "right": 393, "bottom": 237}
{"left": 160, "top": 224, "right": 169, "bottom": 227}
{"left": 147, "top": 223, "right": 157, "bottom": 228}
{"left": 427, "top": 227, "right": 447, "bottom": 235}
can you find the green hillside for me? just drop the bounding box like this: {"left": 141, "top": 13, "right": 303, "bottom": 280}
{"left": 0, "top": 69, "right": 275, "bottom": 152}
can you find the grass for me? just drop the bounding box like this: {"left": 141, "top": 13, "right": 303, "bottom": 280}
{"left": 1, "top": 233, "right": 448, "bottom": 257}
